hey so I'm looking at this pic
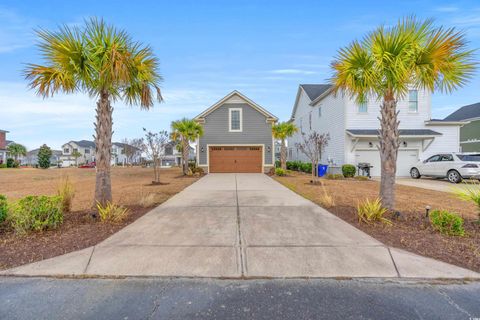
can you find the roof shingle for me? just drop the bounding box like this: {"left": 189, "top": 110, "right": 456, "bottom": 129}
{"left": 444, "top": 102, "right": 480, "bottom": 121}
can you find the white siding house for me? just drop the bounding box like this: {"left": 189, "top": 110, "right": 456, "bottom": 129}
{"left": 287, "top": 84, "right": 466, "bottom": 177}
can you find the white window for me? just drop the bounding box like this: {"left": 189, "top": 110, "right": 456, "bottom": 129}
{"left": 409, "top": 90, "right": 418, "bottom": 112}
{"left": 229, "top": 108, "right": 242, "bottom": 132}
{"left": 358, "top": 102, "right": 368, "bottom": 113}
{"left": 63, "top": 148, "right": 69, "bottom": 154}
{"left": 84, "top": 149, "right": 90, "bottom": 154}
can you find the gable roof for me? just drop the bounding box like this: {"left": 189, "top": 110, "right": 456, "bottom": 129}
{"left": 300, "top": 84, "right": 332, "bottom": 101}
{"left": 444, "top": 102, "right": 480, "bottom": 121}
{"left": 112, "top": 142, "right": 141, "bottom": 151}
{"left": 70, "top": 140, "right": 95, "bottom": 148}
{"left": 290, "top": 84, "right": 333, "bottom": 120}
{"left": 194, "top": 90, "right": 278, "bottom": 122}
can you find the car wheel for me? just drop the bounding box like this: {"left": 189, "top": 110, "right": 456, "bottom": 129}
{"left": 447, "top": 170, "right": 462, "bottom": 183}
{"left": 410, "top": 168, "right": 421, "bottom": 179}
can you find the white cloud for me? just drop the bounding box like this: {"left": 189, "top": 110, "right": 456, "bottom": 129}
{"left": 270, "top": 69, "right": 316, "bottom": 75}
{"left": 434, "top": 6, "right": 459, "bottom": 12}
{"left": 0, "top": 7, "right": 35, "bottom": 53}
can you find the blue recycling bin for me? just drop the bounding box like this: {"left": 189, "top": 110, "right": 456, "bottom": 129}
{"left": 317, "top": 164, "right": 328, "bottom": 177}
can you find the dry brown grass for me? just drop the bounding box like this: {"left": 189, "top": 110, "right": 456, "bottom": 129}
{"left": 0, "top": 166, "right": 198, "bottom": 211}
{"left": 276, "top": 172, "right": 477, "bottom": 220}
{"left": 274, "top": 171, "right": 480, "bottom": 272}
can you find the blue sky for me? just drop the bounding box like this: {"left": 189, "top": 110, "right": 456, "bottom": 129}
{"left": 1, "top": 0, "right": 480, "bottom": 150}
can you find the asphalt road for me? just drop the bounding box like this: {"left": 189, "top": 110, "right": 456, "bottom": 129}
{"left": 1, "top": 277, "right": 479, "bottom": 320}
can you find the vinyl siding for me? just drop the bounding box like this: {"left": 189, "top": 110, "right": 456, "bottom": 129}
{"left": 423, "top": 125, "right": 461, "bottom": 158}
{"left": 198, "top": 103, "right": 274, "bottom": 166}
{"left": 288, "top": 88, "right": 346, "bottom": 165}
{"left": 345, "top": 89, "right": 431, "bottom": 129}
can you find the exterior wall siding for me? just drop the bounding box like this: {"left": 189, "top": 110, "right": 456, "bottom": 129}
{"left": 345, "top": 88, "right": 431, "bottom": 129}
{"left": 460, "top": 120, "right": 480, "bottom": 152}
{"left": 288, "top": 89, "right": 346, "bottom": 166}
{"left": 198, "top": 103, "right": 274, "bottom": 167}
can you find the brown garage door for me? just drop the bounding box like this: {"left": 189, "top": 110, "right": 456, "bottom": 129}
{"left": 209, "top": 146, "right": 262, "bottom": 173}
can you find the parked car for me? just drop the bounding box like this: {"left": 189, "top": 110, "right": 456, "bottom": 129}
{"left": 410, "top": 153, "right": 480, "bottom": 183}
{"left": 79, "top": 162, "right": 96, "bottom": 168}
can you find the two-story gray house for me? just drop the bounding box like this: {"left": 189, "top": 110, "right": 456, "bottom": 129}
{"left": 194, "top": 91, "right": 278, "bottom": 173}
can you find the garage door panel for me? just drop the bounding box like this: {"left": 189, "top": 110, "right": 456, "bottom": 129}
{"left": 209, "top": 146, "right": 262, "bottom": 173}
{"left": 355, "top": 150, "right": 419, "bottom": 177}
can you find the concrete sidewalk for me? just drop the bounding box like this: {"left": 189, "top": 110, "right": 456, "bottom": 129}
{"left": 2, "top": 174, "right": 479, "bottom": 279}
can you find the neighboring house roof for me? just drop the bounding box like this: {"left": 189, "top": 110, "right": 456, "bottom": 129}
{"left": 444, "top": 102, "right": 480, "bottom": 121}
{"left": 291, "top": 84, "right": 333, "bottom": 120}
{"left": 300, "top": 84, "right": 332, "bottom": 101}
{"left": 346, "top": 129, "right": 442, "bottom": 137}
{"left": 0, "top": 129, "right": 8, "bottom": 133}
{"left": 194, "top": 90, "right": 278, "bottom": 122}
{"left": 112, "top": 142, "right": 141, "bottom": 151}
{"left": 27, "top": 149, "right": 62, "bottom": 156}
{"left": 70, "top": 140, "right": 96, "bottom": 148}
{"left": 5, "top": 140, "right": 14, "bottom": 145}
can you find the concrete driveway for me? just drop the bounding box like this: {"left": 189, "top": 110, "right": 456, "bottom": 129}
{"left": 3, "top": 174, "right": 479, "bottom": 279}
{"left": 395, "top": 177, "right": 479, "bottom": 193}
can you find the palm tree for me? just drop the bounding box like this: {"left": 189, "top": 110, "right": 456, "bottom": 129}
{"left": 331, "top": 17, "right": 475, "bottom": 210}
{"left": 24, "top": 18, "right": 163, "bottom": 207}
{"left": 272, "top": 122, "right": 298, "bottom": 170}
{"left": 7, "top": 143, "right": 27, "bottom": 162}
{"left": 171, "top": 118, "right": 204, "bottom": 175}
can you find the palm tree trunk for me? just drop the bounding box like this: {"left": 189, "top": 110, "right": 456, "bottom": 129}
{"left": 93, "top": 90, "right": 113, "bottom": 207}
{"left": 182, "top": 138, "right": 189, "bottom": 175}
{"left": 378, "top": 98, "right": 399, "bottom": 210}
{"left": 280, "top": 139, "right": 287, "bottom": 170}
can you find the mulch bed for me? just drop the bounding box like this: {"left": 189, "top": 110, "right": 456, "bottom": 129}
{"left": 330, "top": 205, "right": 480, "bottom": 273}
{"left": 0, "top": 206, "right": 152, "bottom": 270}
{"left": 274, "top": 172, "right": 480, "bottom": 273}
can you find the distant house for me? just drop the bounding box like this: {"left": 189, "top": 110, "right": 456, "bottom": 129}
{"left": 60, "top": 140, "right": 142, "bottom": 167}
{"left": 274, "top": 141, "right": 282, "bottom": 161}
{"left": 444, "top": 102, "right": 480, "bottom": 152}
{"left": 160, "top": 141, "right": 195, "bottom": 167}
{"left": 25, "top": 148, "right": 62, "bottom": 166}
{"left": 111, "top": 142, "right": 142, "bottom": 165}
{"left": 0, "top": 129, "right": 8, "bottom": 164}
{"left": 60, "top": 140, "right": 96, "bottom": 167}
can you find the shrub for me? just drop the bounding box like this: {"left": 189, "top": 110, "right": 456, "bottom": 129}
{"left": 8, "top": 195, "right": 63, "bottom": 233}
{"left": 275, "top": 168, "right": 286, "bottom": 176}
{"left": 429, "top": 210, "right": 465, "bottom": 236}
{"left": 6, "top": 158, "right": 15, "bottom": 168}
{"left": 57, "top": 175, "right": 75, "bottom": 213}
{"left": 453, "top": 180, "right": 480, "bottom": 222}
{"left": 0, "top": 194, "right": 7, "bottom": 223}
{"left": 275, "top": 160, "right": 281, "bottom": 168}
{"left": 301, "top": 162, "right": 312, "bottom": 174}
{"left": 0, "top": 163, "right": 6, "bottom": 168}
{"left": 355, "top": 175, "right": 369, "bottom": 181}
{"left": 357, "top": 198, "right": 391, "bottom": 225}
{"left": 342, "top": 164, "right": 356, "bottom": 178}
{"left": 96, "top": 201, "right": 129, "bottom": 223}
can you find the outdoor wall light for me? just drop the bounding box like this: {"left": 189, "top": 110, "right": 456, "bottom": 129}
{"left": 402, "top": 141, "right": 408, "bottom": 147}
{"left": 267, "top": 146, "right": 271, "bottom": 152}
{"left": 201, "top": 147, "right": 204, "bottom": 152}
{"left": 368, "top": 142, "right": 373, "bottom": 148}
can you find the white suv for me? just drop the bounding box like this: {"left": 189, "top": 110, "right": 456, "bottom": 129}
{"left": 410, "top": 153, "right": 480, "bottom": 183}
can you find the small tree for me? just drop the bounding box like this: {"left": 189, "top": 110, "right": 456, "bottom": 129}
{"left": 71, "top": 150, "right": 82, "bottom": 166}
{"left": 38, "top": 144, "right": 52, "bottom": 169}
{"left": 295, "top": 131, "right": 330, "bottom": 184}
{"left": 7, "top": 143, "right": 27, "bottom": 163}
{"left": 272, "top": 122, "right": 298, "bottom": 170}
{"left": 142, "top": 128, "right": 169, "bottom": 184}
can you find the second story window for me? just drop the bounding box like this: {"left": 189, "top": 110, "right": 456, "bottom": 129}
{"left": 165, "top": 146, "right": 173, "bottom": 155}
{"left": 84, "top": 149, "right": 90, "bottom": 154}
{"left": 63, "top": 148, "right": 69, "bottom": 154}
{"left": 409, "top": 90, "right": 418, "bottom": 112}
{"left": 229, "top": 108, "right": 242, "bottom": 132}
{"left": 73, "top": 148, "right": 78, "bottom": 153}
{"left": 358, "top": 101, "right": 368, "bottom": 113}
